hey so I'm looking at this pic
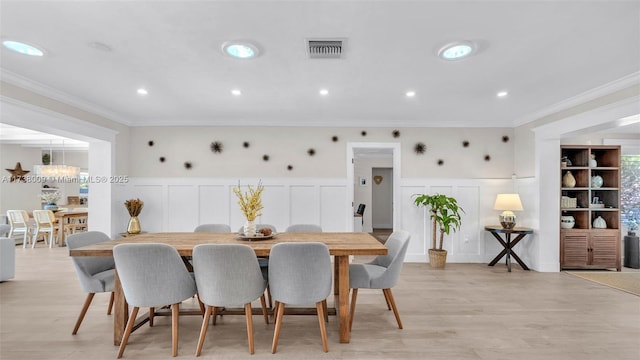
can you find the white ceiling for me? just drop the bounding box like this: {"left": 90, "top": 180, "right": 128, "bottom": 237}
{"left": 0, "top": 0, "right": 639, "bottom": 130}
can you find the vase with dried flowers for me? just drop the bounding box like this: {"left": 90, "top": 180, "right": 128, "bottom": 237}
{"left": 233, "top": 181, "right": 264, "bottom": 236}
{"left": 41, "top": 191, "right": 61, "bottom": 211}
{"left": 124, "top": 198, "right": 144, "bottom": 234}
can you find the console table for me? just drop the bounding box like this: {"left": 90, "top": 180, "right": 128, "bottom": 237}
{"left": 485, "top": 225, "right": 533, "bottom": 272}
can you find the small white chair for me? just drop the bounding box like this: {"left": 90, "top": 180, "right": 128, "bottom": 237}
{"left": 32, "top": 210, "right": 57, "bottom": 248}
{"left": 7, "top": 210, "right": 31, "bottom": 248}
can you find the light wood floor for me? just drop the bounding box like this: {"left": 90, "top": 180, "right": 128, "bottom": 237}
{"left": 1, "top": 245, "right": 639, "bottom": 359}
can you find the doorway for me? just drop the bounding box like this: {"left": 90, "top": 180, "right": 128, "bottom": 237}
{"left": 346, "top": 142, "right": 401, "bottom": 232}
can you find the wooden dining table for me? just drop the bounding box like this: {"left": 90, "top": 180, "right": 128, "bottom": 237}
{"left": 54, "top": 210, "right": 88, "bottom": 246}
{"left": 68, "top": 231, "right": 388, "bottom": 345}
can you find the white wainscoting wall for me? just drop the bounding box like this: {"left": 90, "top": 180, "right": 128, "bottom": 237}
{"left": 114, "top": 176, "right": 541, "bottom": 267}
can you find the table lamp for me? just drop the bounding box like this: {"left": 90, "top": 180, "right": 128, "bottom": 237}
{"left": 494, "top": 193, "right": 523, "bottom": 229}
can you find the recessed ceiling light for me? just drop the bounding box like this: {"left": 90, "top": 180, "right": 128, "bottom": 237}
{"left": 231, "top": 89, "right": 242, "bottom": 96}
{"left": 405, "top": 91, "right": 416, "bottom": 98}
{"left": 497, "top": 91, "right": 509, "bottom": 98}
{"left": 137, "top": 88, "right": 148, "bottom": 96}
{"left": 222, "top": 41, "right": 260, "bottom": 59}
{"left": 438, "top": 41, "right": 475, "bottom": 60}
{"left": 2, "top": 40, "right": 44, "bottom": 56}
{"left": 319, "top": 89, "right": 329, "bottom": 96}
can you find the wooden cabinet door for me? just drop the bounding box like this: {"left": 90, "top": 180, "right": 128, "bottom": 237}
{"left": 561, "top": 231, "right": 589, "bottom": 267}
{"left": 590, "top": 232, "right": 618, "bottom": 267}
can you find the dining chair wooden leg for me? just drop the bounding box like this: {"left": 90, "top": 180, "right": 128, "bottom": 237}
{"left": 197, "top": 296, "right": 205, "bottom": 315}
{"left": 316, "top": 301, "right": 329, "bottom": 352}
{"left": 382, "top": 288, "right": 392, "bottom": 310}
{"left": 383, "top": 288, "right": 403, "bottom": 329}
{"left": 322, "top": 299, "right": 328, "bottom": 323}
{"left": 195, "top": 305, "right": 212, "bottom": 356}
{"left": 212, "top": 307, "right": 218, "bottom": 325}
{"left": 266, "top": 286, "right": 273, "bottom": 309}
{"left": 149, "top": 307, "right": 155, "bottom": 327}
{"left": 117, "top": 306, "right": 139, "bottom": 358}
{"left": 272, "top": 300, "right": 280, "bottom": 322}
{"left": 260, "top": 295, "right": 269, "bottom": 324}
{"left": 244, "top": 303, "right": 255, "bottom": 354}
{"left": 172, "top": 303, "right": 179, "bottom": 357}
{"left": 72, "top": 292, "right": 95, "bottom": 335}
{"left": 349, "top": 288, "right": 358, "bottom": 332}
{"left": 107, "top": 292, "right": 115, "bottom": 315}
{"left": 271, "top": 302, "right": 285, "bottom": 354}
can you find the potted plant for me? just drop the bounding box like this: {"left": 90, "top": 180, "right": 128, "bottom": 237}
{"left": 413, "top": 193, "right": 464, "bottom": 268}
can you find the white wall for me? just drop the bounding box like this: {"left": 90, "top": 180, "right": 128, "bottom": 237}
{"left": 113, "top": 178, "right": 349, "bottom": 236}
{"left": 372, "top": 167, "right": 393, "bottom": 229}
{"left": 0, "top": 144, "right": 42, "bottom": 214}
{"left": 114, "top": 176, "right": 525, "bottom": 266}
{"left": 128, "top": 126, "right": 515, "bottom": 179}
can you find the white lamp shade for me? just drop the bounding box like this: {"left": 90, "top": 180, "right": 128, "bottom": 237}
{"left": 494, "top": 194, "right": 524, "bottom": 211}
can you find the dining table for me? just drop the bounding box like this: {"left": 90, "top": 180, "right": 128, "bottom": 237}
{"left": 54, "top": 210, "right": 88, "bottom": 246}
{"left": 68, "top": 231, "right": 388, "bottom": 345}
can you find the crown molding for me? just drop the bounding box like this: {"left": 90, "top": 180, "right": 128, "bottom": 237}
{"left": 0, "top": 95, "right": 118, "bottom": 143}
{"left": 0, "top": 68, "right": 133, "bottom": 126}
{"left": 514, "top": 71, "right": 640, "bottom": 127}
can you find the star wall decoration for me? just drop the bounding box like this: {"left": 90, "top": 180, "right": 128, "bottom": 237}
{"left": 5, "top": 162, "right": 30, "bottom": 182}
{"left": 210, "top": 141, "right": 223, "bottom": 153}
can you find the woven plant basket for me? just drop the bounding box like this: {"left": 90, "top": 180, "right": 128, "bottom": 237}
{"left": 428, "top": 249, "right": 447, "bottom": 269}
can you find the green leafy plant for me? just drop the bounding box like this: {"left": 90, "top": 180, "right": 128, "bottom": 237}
{"left": 413, "top": 194, "right": 464, "bottom": 250}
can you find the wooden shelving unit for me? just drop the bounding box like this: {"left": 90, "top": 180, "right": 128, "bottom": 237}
{"left": 560, "top": 145, "right": 621, "bottom": 271}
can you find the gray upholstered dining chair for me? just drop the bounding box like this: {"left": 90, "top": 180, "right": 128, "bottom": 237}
{"left": 285, "top": 224, "right": 322, "bottom": 232}
{"left": 192, "top": 244, "right": 269, "bottom": 356}
{"left": 194, "top": 224, "right": 231, "bottom": 233}
{"left": 268, "top": 242, "right": 332, "bottom": 353}
{"left": 66, "top": 231, "right": 115, "bottom": 335}
{"left": 348, "top": 230, "right": 411, "bottom": 331}
{"left": 237, "top": 224, "right": 277, "bottom": 306}
{"left": 113, "top": 243, "right": 197, "bottom": 358}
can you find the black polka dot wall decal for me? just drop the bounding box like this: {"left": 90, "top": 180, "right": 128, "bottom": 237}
{"left": 437, "top": 159, "right": 444, "bottom": 166}
{"left": 361, "top": 131, "right": 367, "bottom": 136}
{"left": 210, "top": 141, "right": 223, "bottom": 153}
{"left": 502, "top": 135, "right": 510, "bottom": 143}
{"left": 287, "top": 165, "right": 293, "bottom": 171}
{"left": 485, "top": 155, "right": 491, "bottom": 161}
{"left": 243, "top": 141, "right": 250, "bottom": 148}
{"left": 392, "top": 130, "right": 400, "bottom": 138}
{"left": 414, "top": 142, "right": 426, "bottom": 154}
{"left": 463, "top": 140, "right": 470, "bottom": 148}
{"left": 332, "top": 136, "right": 339, "bottom": 142}
{"left": 307, "top": 148, "right": 316, "bottom": 156}
{"left": 159, "top": 157, "right": 166, "bottom": 163}
{"left": 148, "top": 140, "right": 154, "bottom": 147}
{"left": 263, "top": 155, "right": 270, "bottom": 161}
{"left": 184, "top": 162, "right": 192, "bottom": 169}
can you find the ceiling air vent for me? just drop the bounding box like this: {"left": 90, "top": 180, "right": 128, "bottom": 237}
{"left": 307, "top": 39, "right": 344, "bottom": 59}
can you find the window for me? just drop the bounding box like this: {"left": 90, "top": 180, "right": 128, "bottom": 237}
{"left": 621, "top": 154, "right": 640, "bottom": 230}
